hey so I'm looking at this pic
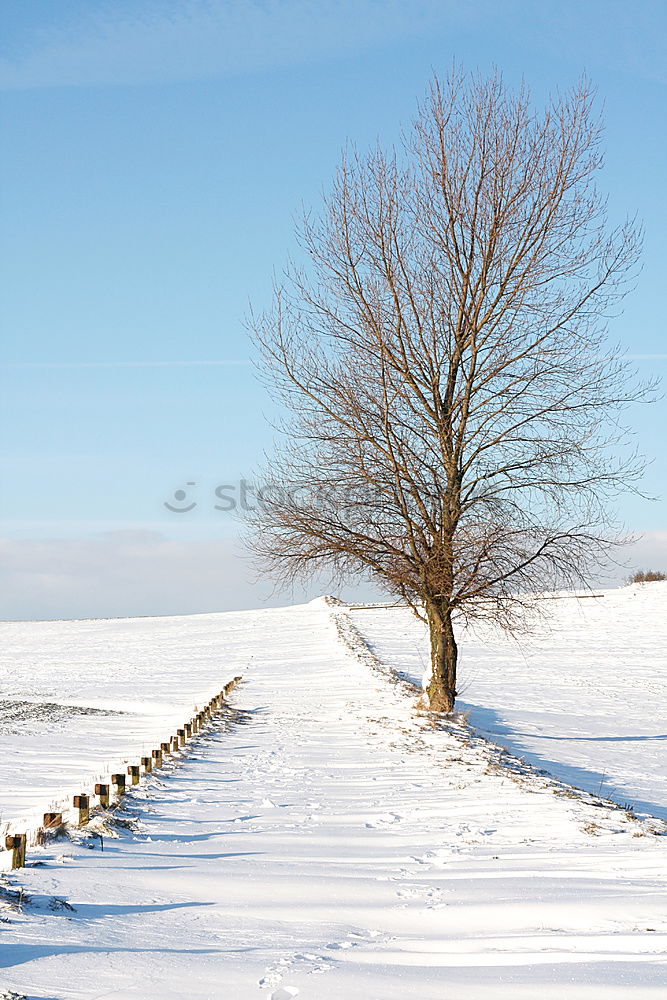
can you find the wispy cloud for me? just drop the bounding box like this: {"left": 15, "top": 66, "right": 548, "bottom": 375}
{"left": 623, "top": 354, "right": 667, "bottom": 360}
{"left": 0, "top": 360, "right": 251, "bottom": 369}
{"left": 0, "top": 0, "right": 472, "bottom": 91}
{"left": 1, "top": 0, "right": 664, "bottom": 92}
{"left": 0, "top": 528, "right": 663, "bottom": 621}
{"left": 0, "top": 530, "right": 379, "bottom": 620}
{"left": 1, "top": 353, "right": 663, "bottom": 368}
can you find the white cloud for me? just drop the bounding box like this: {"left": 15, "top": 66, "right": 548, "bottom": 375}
{"left": 2, "top": 529, "right": 665, "bottom": 622}
{"left": 617, "top": 530, "right": 667, "bottom": 579}
{"left": 0, "top": 530, "right": 380, "bottom": 621}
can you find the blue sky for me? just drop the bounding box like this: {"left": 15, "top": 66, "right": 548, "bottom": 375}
{"left": 1, "top": 0, "right": 666, "bottom": 618}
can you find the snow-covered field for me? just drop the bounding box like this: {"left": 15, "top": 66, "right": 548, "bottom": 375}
{"left": 0, "top": 613, "right": 250, "bottom": 836}
{"left": 349, "top": 582, "right": 667, "bottom": 822}
{"left": 1, "top": 595, "right": 666, "bottom": 998}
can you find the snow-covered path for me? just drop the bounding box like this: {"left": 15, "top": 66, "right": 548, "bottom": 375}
{"left": 2, "top": 601, "right": 666, "bottom": 999}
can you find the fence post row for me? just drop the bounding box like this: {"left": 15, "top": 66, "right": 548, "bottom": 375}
{"left": 3, "top": 676, "right": 242, "bottom": 868}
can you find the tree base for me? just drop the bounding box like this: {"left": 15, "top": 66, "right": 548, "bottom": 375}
{"left": 426, "top": 686, "right": 455, "bottom": 714}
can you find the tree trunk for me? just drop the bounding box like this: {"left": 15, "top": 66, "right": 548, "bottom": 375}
{"left": 426, "top": 604, "right": 457, "bottom": 713}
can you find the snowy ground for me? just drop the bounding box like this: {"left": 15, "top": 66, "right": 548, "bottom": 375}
{"left": 348, "top": 582, "right": 667, "bottom": 822}
{"left": 0, "top": 613, "right": 252, "bottom": 836}
{"left": 1, "top": 598, "right": 666, "bottom": 998}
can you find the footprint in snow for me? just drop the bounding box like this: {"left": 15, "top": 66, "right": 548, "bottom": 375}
{"left": 364, "top": 812, "right": 402, "bottom": 828}
{"left": 395, "top": 884, "right": 449, "bottom": 909}
{"left": 259, "top": 950, "right": 332, "bottom": 991}
{"left": 411, "top": 847, "right": 462, "bottom": 867}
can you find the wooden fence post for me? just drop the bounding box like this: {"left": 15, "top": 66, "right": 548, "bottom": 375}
{"left": 171, "top": 736, "right": 179, "bottom": 752}
{"left": 95, "top": 783, "right": 110, "bottom": 808}
{"left": 184, "top": 723, "right": 192, "bottom": 738}
{"left": 5, "top": 834, "right": 26, "bottom": 869}
{"left": 177, "top": 728, "right": 185, "bottom": 747}
{"left": 127, "top": 765, "right": 140, "bottom": 785}
{"left": 43, "top": 812, "right": 63, "bottom": 830}
{"left": 141, "top": 755, "right": 152, "bottom": 773}
{"left": 152, "top": 748, "right": 163, "bottom": 768}
{"left": 111, "top": 773, "right": 126, "bottom": 796}
{"left": 161, "top": 741, "right": 170, "bottom": 756}
{"left": 73, "top": 794, "right": 89, "bottom": 826}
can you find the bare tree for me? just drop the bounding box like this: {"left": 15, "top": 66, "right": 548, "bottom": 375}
{"left": 248, "top": 69, "right": 651, "bottom": 712}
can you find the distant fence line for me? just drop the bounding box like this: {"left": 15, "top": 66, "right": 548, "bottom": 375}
{"left": 2, "top": 676, "right": 242, "bottom": 871}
